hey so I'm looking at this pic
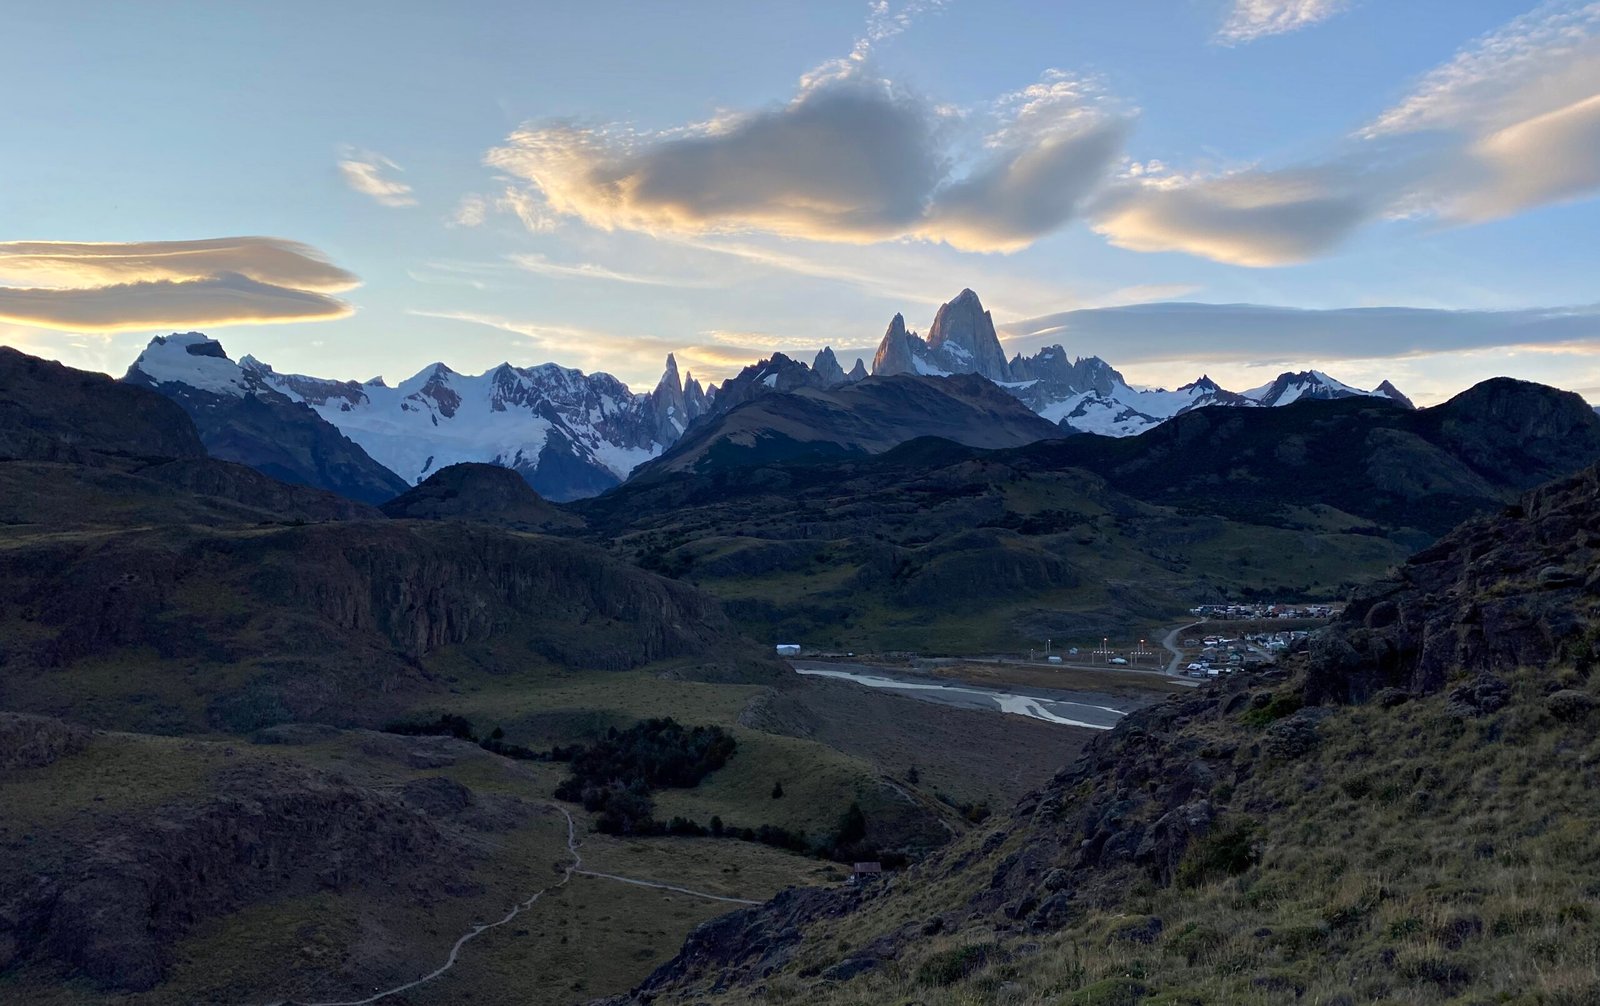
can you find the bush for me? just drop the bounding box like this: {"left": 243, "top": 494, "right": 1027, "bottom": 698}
{"left": 382, "top": 713, "right": 477, "bottom": 741}
{"left": 1174, "top": 820, "right": 1260, "bottom": 888}
{"left": 1240, "top": 692, "right": 1303, "bottom": 727}
{"left": 917, "top": 945, "right": 995, "bottom": 987}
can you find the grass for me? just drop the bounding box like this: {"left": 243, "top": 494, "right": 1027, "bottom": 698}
{"left": 673, "top": 660, "right": 1600, "bottom": 1005}
{"left": 0, "top": 722, "right": 833, "bottom": 1006}
{"left": 0, "top": 731, "right": 265, "bottom": 834}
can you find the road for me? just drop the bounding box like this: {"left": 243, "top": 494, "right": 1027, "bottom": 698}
{"left": 793, "top": 661, "right": 1128, "bottom": 730}
{"left": 1162, "top": 622, "right": 1202, "bottom": 675}
{"left": 260, "top": 804, "right": 758, "bottom": 1006}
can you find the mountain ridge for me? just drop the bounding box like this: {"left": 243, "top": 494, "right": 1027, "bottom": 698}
{"left": 119, "top": 289, "right": 1431, "bottom": 502}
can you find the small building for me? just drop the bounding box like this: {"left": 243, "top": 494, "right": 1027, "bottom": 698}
{"left": 775, "top": 643, "right": 801, "bottom": 657}
{"left": 847, "top": 862, "right": 883, "bottom": 884}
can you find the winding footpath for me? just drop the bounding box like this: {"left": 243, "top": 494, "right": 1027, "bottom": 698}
{"left": 261, "top": 804, "right": 759, "bottom": 1006}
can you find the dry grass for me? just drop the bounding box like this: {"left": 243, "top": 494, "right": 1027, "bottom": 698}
{"left": 682, "top": 662, "right": 1600, "bottom": 1005}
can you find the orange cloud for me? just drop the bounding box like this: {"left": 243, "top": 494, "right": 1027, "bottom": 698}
{"left": 0, "top": 238, "right": 359, "bottom": 333}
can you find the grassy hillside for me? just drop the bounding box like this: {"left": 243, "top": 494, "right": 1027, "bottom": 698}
{"left": 580, "top": 451, "right": 1408, "bottom": 654}
{"left": 611, "top": 463, "right": 1600, "bottom": 1006}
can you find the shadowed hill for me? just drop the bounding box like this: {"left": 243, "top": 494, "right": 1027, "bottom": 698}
{"left": 577, "top": 379, "right": 1600, "bottom": 651}
{"left": 0, "top": 348, "right": 775, "bottom": 733}
{"left": 1009, "top": 377, "right": 1600, "bottom": 536}
{"left": 0, "top": 346, "right": 204, "bottom": 465}
{"left": 381, "top": 461, "right": 582, "bottom": 531}
{"left": 632, "top": 373, "right": 1067, "bottom": 479}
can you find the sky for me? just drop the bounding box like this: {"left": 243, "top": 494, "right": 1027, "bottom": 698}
{"left": 3, "top": 0, "right": 1600, "bottom": 406}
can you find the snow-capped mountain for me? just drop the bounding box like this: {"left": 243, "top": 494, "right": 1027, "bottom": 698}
{"left": 125, "top": 334, "right": 410, "bottom": 504}
{"left": 123, "top": 289, "right": 1415, "bottom": 503}
{"left": 126, "top": 334, "right": 713, "bottom": 502}
{"left": 869, "top": 289, "right": 1412, "bottom": 437}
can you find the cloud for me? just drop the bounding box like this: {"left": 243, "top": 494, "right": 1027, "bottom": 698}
{"left": 1089, "top": 166, "right": 1375, "bottom": 266}
{"left": 1216, "top": 0, "right": 1349, "bottom": 44}
{"left": 451, "top": 194, "right": 489, "bottom": 227}
{"left": 1452, "top": 88, "right": 1600, "bottom": 221}
{"left": 509, "top": 253, "right": 720, "bottom": 287}
{"left": 1362, "top": 2, "right": 1600, "bottom": 138}
{"left": 1362, "top": 1, "right": 1600, "bottom": 223}
{"left": 410, "top": 308, "right": 783, "bottom": 385}
{"left": 486, "top": 65, "right": 1129, "bottom": 253}
{"left": 1093, "top": 4, "right": 1600, "bottom": 265}
{"left": 338, "top": 148, "right": 417, "bottom": 207}
{"left": 0, "top": 237, "right": 358, "bottom": 332}
{"left": 1004, "top": 300, "right": 1600, "bottom": 365}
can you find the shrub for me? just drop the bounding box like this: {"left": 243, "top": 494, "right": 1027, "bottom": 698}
{"left": 382, "top": 713, "right": 477, "bottom": 741}
{"left": 1241, "top": 692, "right": 1304, "bottom": 727}
{"left": 1175, "top": 821, "right": 1260, "bottom": 888}
{"left": 917, "top": 945, "right": 994, "bottom": 987}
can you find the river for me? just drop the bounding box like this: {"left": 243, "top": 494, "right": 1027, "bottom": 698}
{"left": 792, "top": 662, "right": 1127, "bottom": 730}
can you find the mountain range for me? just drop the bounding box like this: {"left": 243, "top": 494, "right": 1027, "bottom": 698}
{"left": 122, "top": 289, "right": 1417, "bottom": 502}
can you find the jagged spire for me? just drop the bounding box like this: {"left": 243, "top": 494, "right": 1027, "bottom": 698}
{"left": 812, "top": 346, "right": 847, "bottom": 386}
{"left": 872, "top": 313, "right": 918, "bottom": 377}
{"left": 659, "top": 353, "right": 682, "bottom": 393}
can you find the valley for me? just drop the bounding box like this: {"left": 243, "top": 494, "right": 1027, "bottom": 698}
{"left": 5, "top": 294, "right": 1600, "bottom": 1006}
{"left": 12, "top": 6, "right": 1600, "bottom": 1004}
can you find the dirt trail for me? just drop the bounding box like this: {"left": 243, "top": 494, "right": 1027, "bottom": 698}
{"left": 1162, "top": 622, "right": 1201, "bottom": 675}
{"left": 261, "top": 804, "right": 759, "bottom": 1006}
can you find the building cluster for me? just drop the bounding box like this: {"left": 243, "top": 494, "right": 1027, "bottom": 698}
{"left": 1188, "top": 602, "right": 1338, "bottom": 620}
{"left": 1180, "top": 629, "right": 1311, "bottom": 678}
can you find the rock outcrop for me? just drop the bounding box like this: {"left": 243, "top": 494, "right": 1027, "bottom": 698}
{"left": 1309, "top": 461, "right": 1600, "bottom": 702}
{"left": 0, "top": 761, "right": 471, "bottom": 991}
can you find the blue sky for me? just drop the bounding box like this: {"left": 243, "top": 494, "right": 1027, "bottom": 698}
{"left": 3, "top": 0, "right": 1599, "bottom": 405}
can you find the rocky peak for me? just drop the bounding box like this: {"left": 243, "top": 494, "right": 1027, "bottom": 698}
{"left": 683, "top": 372, "right": 709, "bottom": 415}
{"left": 1375, "top": 379, "right": 1415, "bottom": 409}
{"left": 871, "top": 313, "right": 921, "bottom": 377}
{"left": 926, "top": 288, "right": 1011, "bottom": 382}
{"left": 847, "top": 358, "right": 868, "bottom": 383}
{"left": 812, "top": 346, "right": 847, "bottom": 387}
{"left": 650, "top": 353, "right": 689, "bottom": 431}
{"left": 657, "top": 353, "right": 683, "bottom": 395}
{"left": 127, "top": 333, "right": 251, "bottom": 398}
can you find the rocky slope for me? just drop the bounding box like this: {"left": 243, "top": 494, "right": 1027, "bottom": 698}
{"left": 611, "top": 461, "right": 1600, "bottom": 1006}
{"left": 0, "top": 747, "right": 471, "bottom": 991}
{"left": 0, "top": 517, "right": 761, "bottom": 732}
